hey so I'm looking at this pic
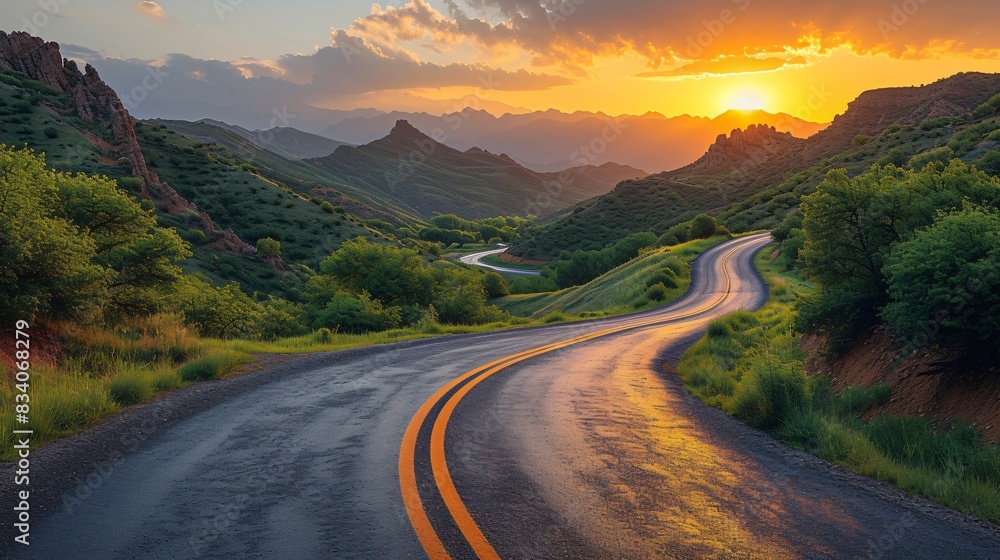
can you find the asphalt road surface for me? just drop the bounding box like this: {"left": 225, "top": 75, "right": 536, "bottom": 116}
{"left": 458, "top": 247, "right": 542, "bottom": 276}
{"left": 5, "top": 234, "right": 999, "bottom": 559}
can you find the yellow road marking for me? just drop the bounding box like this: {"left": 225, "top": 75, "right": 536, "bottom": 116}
{"left": 400, "top": 235, "right": 767, "bottom": 559}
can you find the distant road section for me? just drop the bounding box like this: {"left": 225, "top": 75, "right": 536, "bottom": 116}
{"left": 459, "top": 247, "right": 542, "bottom": 276}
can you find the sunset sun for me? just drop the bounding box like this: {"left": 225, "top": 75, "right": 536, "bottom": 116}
{"left": 3, "top": 1, "right": 1000, "bottom": 556}
{"left": 728, "top": 90, "right": 767, "bottom": 111}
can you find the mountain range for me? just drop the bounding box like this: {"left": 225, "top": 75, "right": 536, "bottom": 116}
{"left": 308, "top": 120, "right": 647, "bottom": 219}
{"left": 318, "top": 108, "right": 826, "bottom": 173}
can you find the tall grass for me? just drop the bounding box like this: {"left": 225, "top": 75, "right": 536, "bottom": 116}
{"left": 676, "top": 246, "right": 1000, "bottom": 522}
{"left": 0, "top": 315, "right": 250, "bottom": 460}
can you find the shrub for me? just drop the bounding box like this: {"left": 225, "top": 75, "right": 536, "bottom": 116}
{"left": 646, "top": 268, "right": 679, "bottom": 289}
{"left": 645, "top": 282, "right": 670, "bottom": 301}
{"left": 43, "top": 127, "right": 59, "bottom": 139}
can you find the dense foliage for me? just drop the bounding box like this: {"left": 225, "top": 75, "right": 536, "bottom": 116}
{"left": 794, "top": 160, "right": 1000, "bottom": 356}
{"left": 0, "top": 146, "right": 189, "bottom": 321}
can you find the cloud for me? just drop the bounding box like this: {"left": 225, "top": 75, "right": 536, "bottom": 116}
{"left": 133, "top": 1, "right": 167, "bottom": 20}
{"left": 82, "top": 31, "right": 570, "bottom": 129}
{"left": 636, "top": 56, "right": 808, "bottom": 79}
{"left": 342, "top": 0, "right": 1000, "bottom": 75}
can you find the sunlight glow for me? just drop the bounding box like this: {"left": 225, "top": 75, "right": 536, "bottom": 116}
{"left": 728, "top": 90, "right": 767, "bottom": 111}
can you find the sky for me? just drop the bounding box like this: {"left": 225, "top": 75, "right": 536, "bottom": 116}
{"left": 4, "top": 0, "right": 1000, "bottom": 124}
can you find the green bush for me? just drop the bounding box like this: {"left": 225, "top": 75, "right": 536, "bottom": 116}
{"left": 645, "top": 282, "right": 670, "bottom": 301}
{"left": 645, "top": 267, "right": 679, "bottom": 289}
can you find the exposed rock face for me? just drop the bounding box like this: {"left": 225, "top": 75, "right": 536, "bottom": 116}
{"left": 0, "top": 31, "right": 249, "bottom": 252}
{"left": 682, "top": 124, "right": 803, "bottom": 175}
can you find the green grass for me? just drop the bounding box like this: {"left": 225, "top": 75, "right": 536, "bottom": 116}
{"left": 0, "top": 316, "right": 251, "bottom": 460}
{"left": 215, "top": 319, "right": 533, "bottom": 354}
{"left": 496, "top": 236, "right": 730, "bottom": 318}
{"left": 675, "top": 245, "right": 1000, "bottom": 522}
{"left": 178, "top": 348, "right": 253, "bottom": 381}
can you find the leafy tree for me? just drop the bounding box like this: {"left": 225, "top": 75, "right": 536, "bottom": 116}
{"left": 318, "top": 237, "right": 434, "bottom": 307}
{"left": 687, "top": 214, "right": 718, "bottom": 240}
{"left": 0, "top": 147, "right": 105, "bottom": 320}
{"left": 313, "top": 291, "right": 401, "bottom": 333}
{"left": 909, "top": 147, "right": 954, "bottom": 170}
{"left": 482, "top": 271, "right": 509, "bottom": 298}
{"left": 977, "top": 149, "right": 1000, "bottom": 176}
{"left": 429, "top": 214, "right": 475, "bottom": 231}
{"left": 882, "top": 207, "right": 1000, "bottom": 353}
{"left": 256, "top": 237, "right": 281, "bottom": 257}
{"left": 172, "top": 275, "right": 265, "bottom": 338}
{"left": 799, "top": 161, "right": 1000, "bottom": 334}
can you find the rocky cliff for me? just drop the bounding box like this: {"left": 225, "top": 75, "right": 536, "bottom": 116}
{"left": 0, "top": 31, "right": 248, "bottom": 251}
{"left": 679, "top": 124, "right": 803, "bottom": 175}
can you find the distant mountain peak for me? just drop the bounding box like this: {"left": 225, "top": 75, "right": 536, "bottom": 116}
{"left": 389, "top": 119, "right": 426, "bottom": 139}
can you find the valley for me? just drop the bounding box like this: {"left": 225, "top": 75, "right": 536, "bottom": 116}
{"left": 1, "top": 11, "right": 1000, "bottom": 558}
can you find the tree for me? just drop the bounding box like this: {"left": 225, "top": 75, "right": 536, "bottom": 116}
{"left": 799, "top": 161, "right": 1000, "bottom": 334}
{"left": 313, "top": 291, "right": 401, "bottom": 333}
{"left": 256, "top": 237, "right": 281, "bottom": 257}
{"left": 317, "top": 237, "right": 434, "bottom": 307}
{"left": 54, "top": 171, "right": 190, "bottom": 317}
{"left": 0, "top": 147, "right": 105, "bottom": 320}
{"left": 172, "top": 275, "right": 265, "bottom": 338}
{"left": 687, "top": 214, "right": 718, "bottom": 240}
{"left": 482, "top": 271, "right": 509, "bottom": 298}
{"left": 882, "top": 207, "right": 1000, "bottom": 353}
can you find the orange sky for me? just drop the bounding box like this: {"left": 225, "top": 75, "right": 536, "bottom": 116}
{"left": 14, "top": 0, "right": 1000, "bottom": 124}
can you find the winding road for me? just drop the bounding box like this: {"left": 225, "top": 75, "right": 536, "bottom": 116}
{"left": 458, "top": 247, "right": 542, "bottom": 276}
{"left": 5, "top": 234, "right": 1000, "bottom": 558}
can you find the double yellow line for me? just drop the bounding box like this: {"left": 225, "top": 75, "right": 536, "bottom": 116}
{"left": 398, "top": 235, "right": 766, "bottom": 559}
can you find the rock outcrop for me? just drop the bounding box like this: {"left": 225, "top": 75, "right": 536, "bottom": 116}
{"left": 0, "top": 31, "right": 249, "bottom": 252}
{"left": 681, "top": 124, "right": 803, "bottom": 175}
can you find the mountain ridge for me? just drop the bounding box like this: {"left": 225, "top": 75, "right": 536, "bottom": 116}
{"left": 309, "top": 119, "right": 641, "bottom": 219}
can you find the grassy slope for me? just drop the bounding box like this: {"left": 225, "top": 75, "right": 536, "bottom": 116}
{"left": 496, "top": 236, "right": 729, "bottom": 318}
{"left": 675, "top": 246, "right": 1000, "bottom": 523}
{"left": 147, "top": 119, "right": 423, "bottom": 227}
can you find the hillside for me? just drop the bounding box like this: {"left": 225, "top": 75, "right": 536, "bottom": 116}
{"left": 513, "top": 125, "right": 801, "bottom": 258}
{"left": 321, "top": 108, "right": 825, "bottom": 172}
{"left": 196, "top": 119, "right": 350, "bottom": 160}
{"left": 308, "top": 120, "right": 624, "bottom": 219}
{"left": 515, "top": 73, "right": 1000, "bottom": 258}
{"left": 0, "top": 32, "right": 424, "bottom": 298}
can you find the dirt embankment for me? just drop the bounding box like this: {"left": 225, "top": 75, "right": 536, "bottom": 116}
{"left": 803, "top": 327, "right": 999, "bottom": 444}
{"left": 496, "top": 253, "right": 549, "bottom": 266}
